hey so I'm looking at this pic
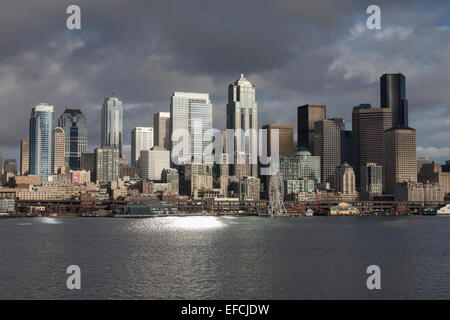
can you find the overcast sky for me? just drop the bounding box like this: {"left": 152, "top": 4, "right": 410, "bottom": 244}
{"left": 1, "top": 0, "right": 449, "bottom": 163}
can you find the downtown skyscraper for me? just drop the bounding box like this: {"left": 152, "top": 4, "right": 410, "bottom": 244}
{"left": 29, "top": 103, "right": 55, "bottom": 179}
{"left": 297, "top": 104, "right": 326, "bottom": 154}
{"left": 381, "top": 73, "right": 408, "bottom": 128}
{"left": 226, "top": 74, "right": 258, "bottom": 178}
{"left": 153, "top": 112, "right": 170, "bottom": 150}
{"left": 58, "top": 109, "right": 88, "bottom": 169}
{"left": 131, "top": 127, "right": 154, "bottom": 167}
{"left": 101, "top": 95, "right": 123, "bottom": 157}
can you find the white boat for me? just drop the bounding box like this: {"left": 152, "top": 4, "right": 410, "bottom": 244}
{"left": 305, "top": 209, "right": 314, "bottom": 217}
{"left": 437, "top": 204, "right": 450, "bottom": 215}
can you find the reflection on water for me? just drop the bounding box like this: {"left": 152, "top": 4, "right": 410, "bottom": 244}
{"left": 167, "top": 216, "right": 226, "bottom": 230}
{"left": 36, "top": 218, "right": 63, "bottom": 224}
{"left": 125, "top": 216, "right": 227, "bottom": 233}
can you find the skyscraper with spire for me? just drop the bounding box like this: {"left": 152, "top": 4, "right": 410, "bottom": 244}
{"left": 226, "top": 74, "right": 258, "bottom": 178}
{"left": 101, "top": 94, "right": 123, "bottom": 158}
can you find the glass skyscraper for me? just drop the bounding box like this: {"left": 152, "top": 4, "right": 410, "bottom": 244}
{"left": 170, "top": 92, "right": 212, "bottom": 164}
{"left": 58, "top": 109, "right": 88, "bottom": 169}
{"left": 29, "top": 103, "right": 55, "bottom": 180}
{"left": 380, "top": 73, "right": 408, "bottom": 128}
{"left": 101, "top": 95, "right": 123, "bottom": 157}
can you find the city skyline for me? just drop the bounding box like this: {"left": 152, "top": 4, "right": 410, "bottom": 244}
{"left": 0, "top": 1, "right": 449, "bottom": 164}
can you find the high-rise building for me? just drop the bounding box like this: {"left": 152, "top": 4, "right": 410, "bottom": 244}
{"left": 101, "top": 95, "right": 123, "bottom": 157}
{"left": 58, "top": 109, "right": 88, "bottom": 169}
{"left": 314, "top": 119, "right": 341, "bottom": 189}
{"left": 153, "top": 112, "right": 170, "bottom": 150}
{"left": 226, "top": 74, "right": 258, "bottom": 178}
{"left": 262, "top": 124, "right": 294, "bottom": 157}
{"left": 334, "top": 163, "right": 356, "bottom": 196}
{"left": 418, "top": 162, "right": 450, "bottom": 196}
{"left": 384, "top": 127, "right": 417, "bottom": 195}
{"left": 380, "top": 73, "right": 408, "bottom": 128}
{"left": 360, "top": 162, "right": 383, "bottom": 198}
{"left": 81, "top": 152, "right": 96, "bottom": 182}
{"left": 279, "top": 147, "right": 321, "bottom": 187}
{"left": 352, "top": 104, "right": 392, "bottom": 189}
{"left": 54, "top": 127, "right": 66, "bottom": 172}
{"left": 95, "top": 147, "right": 119, "bottom": 184}
{"left": 297, "top": 104, "right": 326, "bottom": 154}
{"left": 20, "top": 138, "right": 29, "bottom": 175}
{"left": 184, "top": 162, "right": 213, "bottom": 198}
{"left": 417, "top": 157, "right": 431, "bottom": 174}
{"left": 4, "top": 159, "right": 17, "bottom": 174}
{"left": 162, "top": 168, "right": 179, "bottom": 194}
{"left": 140, "top": 146, "right": 170, "bottom": 181}
{"left": 131, "top": 127, "right": 154, "bottom": 167}
{"left": 170, "top": 92, "right": 212, "bottom": 163}
{"left": 0, "top": 150, "right": 2, "bottom": 174}
{"left": 29, "top": 103, "right": 55, "bottom": 180}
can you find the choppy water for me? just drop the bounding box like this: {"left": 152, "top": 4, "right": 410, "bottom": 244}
{"left": 1, "top": 216, "right": 449, "bottom": 299}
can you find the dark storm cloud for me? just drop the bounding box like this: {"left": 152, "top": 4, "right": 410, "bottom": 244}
{"left": 0, "top": 0, "right": 449, "bottom": 162}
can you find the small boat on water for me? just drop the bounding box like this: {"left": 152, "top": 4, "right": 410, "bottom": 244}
{"left": 304, "top": 208, "right": 313, "bottom": 217}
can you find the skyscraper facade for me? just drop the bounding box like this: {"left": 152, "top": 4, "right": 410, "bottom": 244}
{"left": 360, "top": 162, "right": 383, "bottom": 198}
{"left": 352, "top": 104, "right": 392, "bottom": 189}
{"left": 297, "top": 104, "right": 326, "bottom": 154}
{"left": 29, "top": 103, "right": 55, "bottom": 180}
{"left": 139, "top": 147, "right": 170, "bottom": 181}
{"left": 153, "top": 112, "right": 170, "bottom": 150}
{"left": 262, "top": 124, "right": 295, "bottom": 157}
{"left": 101, "top": 95, "right": 123, "bottom": 157}
{"left": 226, "top": 74, "right": 258, "bottom": 178}
{"left": 54, "top": 127, "right": 66, "bottom": 172}
{"left": 341, "top": 130, "right": 354, "bottom": 167}
{"left": 4, "top": 159, "right": 17, "bottom": 174}
{"left": 380, "top": 73, "right": 408, "bottom": 128}
{"left": 314, "top": 119, "right": 341, "bottom": 189}
{"left": 95, "top": 147, "right": 119, "bottom": 184}
{"left": 131, "top": 127, "right": 154, "bottom": 167}
{"left": 58, "top": 109, "right": 88, "bottom": 169}
{"left": 20, "top": 138, "right": 29, "bottom": 175}
{"left": 170, "top": 92, "right": 212, "bottom": 163}
{"left": 334, "top": 163, "right": 356, "bottom": 195}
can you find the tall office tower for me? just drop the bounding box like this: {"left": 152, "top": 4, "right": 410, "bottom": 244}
{"left": 54, "top": 127, "right": 66, "bottom": 172}
{"left": 139, "top": 146, "right": 170, "bottom": 181}
{"left": 29, "top": 103, "right": 55, "bottom": 180}
{"left": 131, "top": 127, "right": 154, "bottom": 167}
{"left": 314, "top": 119, "right": 341, "bottom": 189}
{"left": 101, "top": 95, "right": 123, "bottom": 157}
{"left": 297, "top": 104, "right": 326, "bottom": 154}
{"left": 4, "top": 159, "right": 17, "bottom": 174}
{"left": 58, "top": 109, "right": 88, "bottom": 169}
{"left": 20, "top": 138, "right": 30, "bottom": 175}
{"left": 95, "top": 147, "right": 119, "bottom": 184}
{"left": 226, "top": 74, "right": 258, "bottom": 178}
{"left": 153, "top": 112, "right": 170, "bottom": 150}
{"left": 352, "top": 104, "right": 392, "bottom": 189}
{"left": 380, "top": 73, "right": 408, "bottom": 128}
{"left": 80, "top": 152, "right": 96, "bottom": 182}
{"left": 361, "top": 162, "right": 383, "bottom": 199}
{"left": 184, "top": 162, "right": 213, "bottom": 198}
{"left": 334, "top": 163, "right": 356, "bottom": 195}
{"left": 417, "top": 157, "right": 431, "bottom": 175}
{"left": 162, "top": 168, "right": 179, "bottom": 194}
{"left": 341, "top": 130, "right": 354, "bottom": 167}
{"left": 262, "top": 124, "right": 294, "bottom": 157}
{"left": 170, "top": 92, "right": 212, "bottom": 163}
{"left": 0, "top": 150, "right": 3, "bottom": 174}
{"left": 384, "top": 127, "right": 417, "bottom": 195}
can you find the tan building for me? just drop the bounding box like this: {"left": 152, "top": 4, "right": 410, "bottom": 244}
{"left": 184, "top": 163, "right": 213, "bottom": 199}
{"left": 262, "top": 124, "right": 295, "bottom": 157}
{"left": 13, "top": 175, "right": 42, "bottom": 186}
{"left": 54, "top": 127, "right": 66, "bottom": 173}
{"left": 297, "top": 104, "right": 326, "bottom": 154}
{"left": 153, "top": 112, "right": 170, "bottom": 150}
{"left": 334, "top": 163, "right": 357, "bottom": 201}
{"left": 384, "top": 127, "right": 417, "bottom": 195}
{"left": 352, "top": 104, "right": 392, "bottom": 188}
{"left": 314, "top": 119, "right": 341, "bottom": 188}
{"left": 418, "top": 161, "right": 450, "bottom": 195}
{"left": 20, "top": 138, "right": 29, "bottom": 175}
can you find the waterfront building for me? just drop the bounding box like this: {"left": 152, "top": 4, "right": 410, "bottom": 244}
{"left": 170, "top": 91, "right": 212, "bottom": 163}
{"left": 162, "top": 168, "right": 179, "bottom": 194}
{"left": 95, "top": 147, "right": 119, "bottom": 184}
{"left": 380, "top": 73, "right": 408, "bottom": 128}
{"left": 334, "top": 163, "right": 356, "bottom": 196}
{"left": 184, "top": 162, "right": 213, "bottom": 198}
{"left": 4, "top": 159, "right": 17, "bottom": 175}
{"left": 29, "top": 103, "right": 55, "bottom": 180}
{"left": 297, "top": 104, "right": 326, "bottom": 154}
{"left": 314, "top": 119, "right": 341, "bottom": 189}
{"left": 241, "top": 176, "right": 260, "bottom": 201}
{"left": 279, "top": 147, "right": 321, "bottom": 187}
{"left": 226, "top": 74, "right": 258, "bottom": 178}
{"left": 360, "top": 162, "right": 383, "bottom": 199}
{"left": 58, "top": 109, "right": 88, "bottom": 169}
{"left": 139, "top": 146, "right": 170, "bottom": 181}
{"left": 54, "top": 127, "right": 66, "bottom": 173}
{"left": 153, "top": 112, "right": 170, "bottom": 150}
{"left": 20, "top": 138, "right": 29, "bottom": 175}
{"left": 101, "top": 95, "right": 123, "bottom": 157}
{"left": 284, "top": 179, "right": 315, "bottom": 200}
{"left": 352, "top": 104, "right": 392, "bottom": 189}
{"left": 131, "top": 127, "right": 154, "bottom": 167}
{"left": 384, "top": 127, "right": 417, "bottom": 195}
{"left": 418, "top": 162, "right": 450, "bottom": 196}
{"left": 262, "top": 124, "right": 295, "bottom": 157}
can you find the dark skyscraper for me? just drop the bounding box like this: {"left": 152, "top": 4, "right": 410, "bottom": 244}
{"left": 341, "top": 130, "right": 354, "bottom": 167}
{"left": 297, "top": 104, "right": 326, "bottom": 154}
{"left": 380, "top": 73, "right": 408, "bottom": 128}
{"left": 58, "top": 109, "right": 88, "bottom": 170}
